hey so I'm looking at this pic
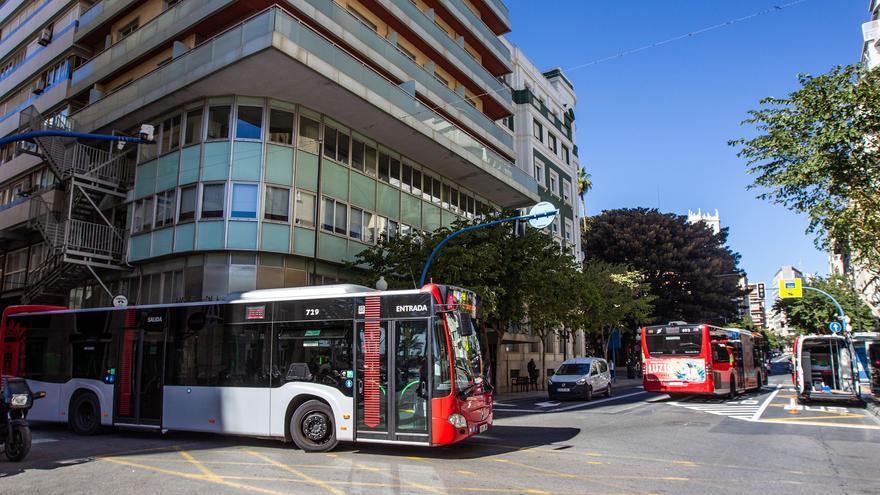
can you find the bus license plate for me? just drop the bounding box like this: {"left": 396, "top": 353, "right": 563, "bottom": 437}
{"left": 479, "top": 423, "right": 488, "bottom": 433}
{"left": 667, "top": 382, "right": 684, "bottom": 387}
{"left": 557, "top": 387, "right": 570, "bottom": 392}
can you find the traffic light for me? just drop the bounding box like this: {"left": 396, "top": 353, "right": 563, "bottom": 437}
{"left": 758, "top": 283, "right": 765, "bottom": 299}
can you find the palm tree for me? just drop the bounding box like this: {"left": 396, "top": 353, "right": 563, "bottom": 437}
{"left": 577, "top": 167, "right": 592, "bottom": 229}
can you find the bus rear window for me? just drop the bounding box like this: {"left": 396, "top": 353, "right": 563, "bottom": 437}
{"left": 645, "top": 333, "right": 702, "bottom": 356}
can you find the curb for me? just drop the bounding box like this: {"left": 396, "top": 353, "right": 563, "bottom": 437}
{"left": 865, "top": 400, "right": 880, "bottom": 420}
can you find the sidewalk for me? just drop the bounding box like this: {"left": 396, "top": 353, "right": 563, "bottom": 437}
{"left": 495, "top": 376, "right": 644, "bottom": 401}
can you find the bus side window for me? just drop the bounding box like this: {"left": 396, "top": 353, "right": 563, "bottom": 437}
{"left": 711, "top": 344, "right": 729, "bottom": 365}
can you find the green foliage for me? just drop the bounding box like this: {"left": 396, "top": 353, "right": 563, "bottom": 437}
{"left": 581, "top": 208, "right": 743, "bottom": 324}
{"left": 772, "top": 274, "right": 876, "bottom": 334}
{"left": 352, "top": 213, "right": 655, "bottom": 365}
{"left": 731, "top": 65, "right": 880, "bottom": 271}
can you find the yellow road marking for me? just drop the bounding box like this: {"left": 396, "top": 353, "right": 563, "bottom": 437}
{"left": 175, "top": 447, "right": 221, "bottom": 482}
{"left": 493, "top": 458, "right": 641, "bottom": 494}
{"left": 762, "top": 414, "right": 868, "bottom": 422}
{"left": 244, "top": 449, "right": 345, "bottom": 495}
{"left": 219, "top": 475, "right": 568, "bottom": 494}
{"left": 98, "top": 456, "right": 285, "bottom": 495}
{"left": 758, "top": 419, "right": 880, "bottom": 429}
{"left": 354, "top": 461, "right": 445, "bottom": 495}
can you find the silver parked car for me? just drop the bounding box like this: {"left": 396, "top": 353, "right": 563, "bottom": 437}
{"left": 548, "top": 357, "right": 612, "bottom": 401}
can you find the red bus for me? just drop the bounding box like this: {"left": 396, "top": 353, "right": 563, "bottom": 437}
{"left": 1, "top": 283, "right": 491, "bottom": 451}
{"left": 641, "top": 322, "right": 769, "bottom": 397}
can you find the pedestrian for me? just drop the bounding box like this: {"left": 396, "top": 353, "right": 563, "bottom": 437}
{"left": 527, "top": 358, "right": 538, "bottom": 391}
{"left": 609, "top": 359, "right": 615, "bottom": 383}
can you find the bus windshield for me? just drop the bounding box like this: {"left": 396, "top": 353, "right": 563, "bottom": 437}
{"left": 645, "top": 332, "right": 702, "bottom": 356}
{"left": 444, "top": 312, "right": 482, "bottom": 392}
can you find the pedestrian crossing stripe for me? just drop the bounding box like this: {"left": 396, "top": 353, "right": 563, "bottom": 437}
{"left": 666, "top": 402, "right": 761, "bottom": 421}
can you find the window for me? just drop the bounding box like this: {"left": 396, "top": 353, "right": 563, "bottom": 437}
{"left": 363, "top": 210, "right": 376, "bottom": 243}
{"left": 178, "top": 185, "right": 196, "bottom": 222}
{"left": 117, "top": 18, "right": 139, "bottom": 41}
{"left": 549, "top": 171, "right": 559, "bottom": 196}
{"left": 434, "top": 71, "right": 450, "bottom": 88}
{"left": 184, "top": 108, "right": 202, "bottom": 145}
{"left": 564, "top": 218, "right": 573, "bottom": 243}
{"left": 563, "top": 180, "right": 572, "bottom": 205}
{"left": 401, "top": 163, "right": 412, "bottom": 193}
{"left": 298, "top": 116, "right": 320, "bottom": 153}
{"left": 161, "top": 115, "right": 180, "bottom": 153}
{"left": 132, "top": 197, "right": 154, "bottom": 233}
{"left": 201, "top": 183, "right": 225, "bottom": 219}
{"left": 231, "top": 183, "right": 258, "bottom": 219}
{"left": 235, "top": 105, "right": 263, "bottom": 140}
{"left": 268, "top": 109, "right": 294, "bottom": 145}
{"left": 3, "top": 248, "right": 27, "bottom": 291}
{"left": 411, "top": 168, "right": 422, "bottom": 196}
{"left": 322, "top": 197, "right": 347, "bottom": 235}
{"left": 562, "top": 145, "right": 570, "bottom": 165}
{"left": 534, "top": 162, "right": 544, "bottom": 185}
{"left": 449, "top": 186, "right": 459, "bottom": 212}
{"left": 441, "top": 183, "right": 450, "bottom": 209}
{"left": 349, "top": 206, "right": 364, "bottom": 240}
{"left": 533, "top": 119, "right": 542, "bottom": 142}
{"left": 347, "top": 6, "right": 377, "bottom": 32}
{"left": 155, "top": 189, "right": 176, "bottom": 228}
{"left": 432, "top": 176, "right": 442, "bottom": 204}
{"left": 351, "top": 138, "right": 374, "bottom": 174}
{"left": 294, "top": 190, "right": 316, "bottom": 227}
{"left": 323, "top": 126, "right": 350, "bottom": 164}
{"left": 389, "top": 156, "right": 400, "bottom": 186}
{"left": 207, "top": 106, "right": 230, "bottom": 140}
{"left": 274, "top": 320, "right": 353, "bottom": 396}
{"left": 397, "top": 42, "right": 417, "bottom": 62}
{"left": 378, "top": 152, "right": 390, "bottom": 183}
{"left": 548, "top": 133, "right": 557, "bottom": 154}
{"left": 462, "top": 193, "right": 474, "bottom": 218}
{"left": 551, "top": 216, "right": 560, "bottom": 236}
{"left": 264, "top": 186, "right": 290, "bottom": 222}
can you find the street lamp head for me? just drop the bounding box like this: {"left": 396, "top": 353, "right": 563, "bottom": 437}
{"left": 375, "top": 276, "right": 388, "bottom": 291}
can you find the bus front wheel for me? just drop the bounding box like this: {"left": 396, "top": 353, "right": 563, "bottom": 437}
{"left": 69, "top": 392, "right": 101, "bottom": 436}
{"left": 291, "top": 400, "right": 338, "bottom": 453}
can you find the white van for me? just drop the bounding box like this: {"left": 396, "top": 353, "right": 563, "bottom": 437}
{"left": 793, "top": 334, "right": 860, "bottom": 403}
{"left": 547, "top": 357, "right": 612, "bottom": 401}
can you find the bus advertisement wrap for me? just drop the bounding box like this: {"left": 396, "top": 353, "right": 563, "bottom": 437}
{"left": 645, "top": 358, "right": 707, "bottom": 384}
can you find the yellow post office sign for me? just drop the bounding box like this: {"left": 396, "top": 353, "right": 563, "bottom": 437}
{"left": 779, "top": 278, "right": 803, "bottom": 298}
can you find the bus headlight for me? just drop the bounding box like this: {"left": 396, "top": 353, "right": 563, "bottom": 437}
{"left": 10, "top": 394, "right": 28, "bottom": 407}
{"left": 447, "top": 413, "right": 467, "bottom": 429}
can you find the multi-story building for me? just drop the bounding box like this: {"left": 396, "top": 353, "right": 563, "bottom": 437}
{"left": 0, "top": 0, "right": 543, "bottom": 311}
{"left": 838, "top": 1, "right": 880, "bottom": 319}
{"left": 745, "top": 282, "right": 766, "bottom": 328}
{"left": 505, "top": 42, "right": 580, "bottom": 259}
{"left": 767, "top": 265, "right": 803, "bottom": 336}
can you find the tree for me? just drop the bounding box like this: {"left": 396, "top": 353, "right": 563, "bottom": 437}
{"left": 772, "top": 274, "right": 876, "bottom": 334}
{"left": 572, "top": 261, "right": 654, "bottom": 359}
{"left": 577, "top": 167, "right": 593, "bottom": 230}
{"left": 730, "top": 65, "right": 880, "bottom": 272}
{"left": 582, "top": 208, "right": 743, "bottom": 324}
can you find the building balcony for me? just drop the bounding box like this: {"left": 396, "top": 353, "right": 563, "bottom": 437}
{"left": 290, "top": 0, "right": 513, "bottom": 153}
{"left": 0, "top": 18, "right": 76, "bottom": 101}
{"left": 0, "top": 187, "right": 62, "bottom": 237}
{"left": 473, "top": 0, "right": 511, "bottom": 35}
{"left": 0, "top": 0, "right": 65, "bottom": 61}
{"left": 0, "top": 150, "right": 41, "bottom": 185}
{"left": 376, "top": 0, "right": 512, "bottom": 111}
{"left": 71, "top": 7, "right": 537, "bottom": 206}
{"left": 0, "top": 78, "right": 68, "bottom": 138}
{"left": 70, "top": 0, "right": 236, "bottom": 96}
{"left": 442, "top": 0, "right": 511, "bottom": 71}
{"left": 74, "top": 0, "right": 140, "bottom": 42}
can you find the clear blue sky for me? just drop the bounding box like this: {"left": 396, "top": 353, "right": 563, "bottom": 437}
{"left": 505, "top": 0, "right": 865, "bottom": 289}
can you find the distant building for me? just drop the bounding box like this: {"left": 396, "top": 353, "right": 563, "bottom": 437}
{"left": 687, "top": 208, "right": 720, "bottom": 235}
{"left": 746, "top": 282, "right": 767, "bottom": 329}
{"left": 767, "top": 266, "right": 804, "bottom": 336}
{"left": 861, "top": 1, "right": 880, "bottom": 68}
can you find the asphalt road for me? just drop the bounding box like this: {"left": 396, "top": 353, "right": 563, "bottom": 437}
{"left": 2, "top": 375, "right": 878, "bottom": 494}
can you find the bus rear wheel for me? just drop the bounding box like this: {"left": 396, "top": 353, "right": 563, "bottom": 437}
{"left": 291, "top": 400, "right": 338, "bottom": 453}
{"left": 69, "top": 393, "right": 101, "bottom": 436}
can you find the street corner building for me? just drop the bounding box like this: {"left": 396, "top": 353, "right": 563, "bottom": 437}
{"left": 0, "top": 0, "right": 581, "bottom": 389}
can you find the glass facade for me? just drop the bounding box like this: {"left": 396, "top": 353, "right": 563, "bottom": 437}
{"left": 125, "top": 96, "right": 501, "bottom": 302}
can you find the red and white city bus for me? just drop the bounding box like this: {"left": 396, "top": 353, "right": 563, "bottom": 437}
{"left": 641, "top": 322, "right": 769, "bottom": 397}
{"left": 0, "top": 283, "right": 491, "bottom": 451}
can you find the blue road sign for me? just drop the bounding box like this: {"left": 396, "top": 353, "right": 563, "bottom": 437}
{"left": 829, "top": 321, "right": 842, "bottom": 333}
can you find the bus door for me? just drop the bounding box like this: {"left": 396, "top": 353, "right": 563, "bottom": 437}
{"left": 114, "top": 308, "right": 166, "bottom": 427}
{"left": 356, "top": 318, "right": 430, "bottom": 443}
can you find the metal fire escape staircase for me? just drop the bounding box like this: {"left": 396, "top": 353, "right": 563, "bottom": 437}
{"left": 20, "top": 106, "right": 135, "bottom": 304}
